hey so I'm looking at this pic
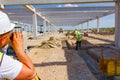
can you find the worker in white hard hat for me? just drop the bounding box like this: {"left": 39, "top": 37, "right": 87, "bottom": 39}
{"left": 0, "top": 11, "right": 40, "bottom": 80}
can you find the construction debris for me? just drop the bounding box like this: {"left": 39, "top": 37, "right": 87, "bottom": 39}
{"left": 39, "top": 37, "right": 61, "bottom": 49}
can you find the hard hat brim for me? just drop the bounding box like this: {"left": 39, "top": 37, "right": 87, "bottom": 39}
{"left": 0, "top": 23, "right": 15, "bottom": 35}
{"left": 11, "top": 23, "right": 15, "bottom": 30}
{"left": 8, "top": 23, "right": 15, "bottom": 32}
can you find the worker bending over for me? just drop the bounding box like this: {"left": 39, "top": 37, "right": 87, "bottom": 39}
{"left": 73, "top": 29, "right": 82, "bottom": 50}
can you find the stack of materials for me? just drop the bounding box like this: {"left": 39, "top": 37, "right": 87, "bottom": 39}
{"left": 88, "top": 47, "right": 120, "bottom": 62}
{"left": 88, "top": 47, "right": 120, "bottom": 76}
{"left": 40, "top": 37, "right": 61, "bottom": 49}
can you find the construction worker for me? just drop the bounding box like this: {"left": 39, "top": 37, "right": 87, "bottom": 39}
{"left": 66, "top": 30, "right": 70, "bottom": 39}
{"left": 73, "top": 29, "right": 82, "bottom": 50}
{"left": 0, "top": 11, "right": 40, "bottom": 80}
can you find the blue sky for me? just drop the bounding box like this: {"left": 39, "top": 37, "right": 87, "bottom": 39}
{"left": 34, "top": 2, "right": 115, "bottom": 8}
{"left": 5, "top": 2, "right": 115, "bottom": 30}
{"left": 5, "top": 2, "right": 114, "bottom": 8}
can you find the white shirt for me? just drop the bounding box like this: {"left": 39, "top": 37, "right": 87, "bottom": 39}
{"left": 0, "top": 54, "right": 22, "bottom": 80}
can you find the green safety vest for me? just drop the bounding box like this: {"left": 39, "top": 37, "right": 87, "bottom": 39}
{"left": 74, "top": 30, "right": 82, "bottom": 41}
{"left": 76, "top": 33, "right": 82, "bottom": 41}
{"left": 74, "top": 30, "right": 78, "bottom": 35}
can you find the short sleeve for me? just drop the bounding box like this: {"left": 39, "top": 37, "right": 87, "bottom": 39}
{"left": 0, "top": 54, "right": 22, "bottom": 79}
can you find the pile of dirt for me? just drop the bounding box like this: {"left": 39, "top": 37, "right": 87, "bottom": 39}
{"left": 39, "top": 37, "right": 62, "bottom": 49}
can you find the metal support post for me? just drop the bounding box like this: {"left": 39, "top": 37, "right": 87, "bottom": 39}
{"left": 33, "top": 12, "right": 38, "bottom": 39}
{"left": 43, "top": 20, "right": 46, "bottom": 36}
{"left": 115, "top": 0, "right": 120, "bottom": 48}
{"left": 97, "top": 17, "right": 100, "bottom": 33}
{"left": 87, "top": 21, "right": 89, "bottom": 32}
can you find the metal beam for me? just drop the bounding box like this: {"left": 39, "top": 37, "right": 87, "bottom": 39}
{"left": 1, "top": 0, "right": 115, "bottom": 5}
{"left": 2, "top": 5, "right": 115, "bottom": 26}
{"left": 78, "top": 10, "right": 114, "bottom": 24}
{"left": 24, "top": 5, "right": 50, "bottom": 22}
{"left": 37, "top": 6, "right": 115, "bottom": 12}
{"left": 42, "top": 11, "right": 109, "bottom": 14}
{"left": 0, "top": 4, "right": 4, "bottom": 9}
{"left": 24, "top": 5, "right": 36, "bottom": 13}
{"left": 2, "top": 6, "right": 114, "bottom": 26}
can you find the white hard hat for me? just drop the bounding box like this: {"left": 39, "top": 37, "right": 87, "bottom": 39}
{"left": 0, "top": 11, "right": 15, "bottom": 35}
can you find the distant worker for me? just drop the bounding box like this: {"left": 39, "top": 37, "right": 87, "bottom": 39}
{"left": 0, "top": 11, "right": 40, "bottom": 80}
{"left": 59, "top": 28, "right": 63, "bottom": 33}
{"left": 73, "top": 29, "right": 82, "bottom": 50}
{"left": 66, "top": 30, "right": 70, "bottom": 39}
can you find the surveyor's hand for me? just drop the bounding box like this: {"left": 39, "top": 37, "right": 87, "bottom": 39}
{"left": 11, "top": 32, "right": 24, "bottom": 54}
{"left": 11, "top": 32, "right": 36, "bottom": 80}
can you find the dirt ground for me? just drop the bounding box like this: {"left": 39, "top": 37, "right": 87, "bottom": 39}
{"left": 27, "top": 33, "right": 115, "bottom": 80}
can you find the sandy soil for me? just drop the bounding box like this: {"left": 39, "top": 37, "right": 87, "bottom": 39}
{"left": 27, "top": 33, "right": 98, "bottom": 80}
{"left": 84, "top": 33, "right": 114, "bottom": 45}
{"left": 27, "top": 33, "right": 115, "bottom": 80}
